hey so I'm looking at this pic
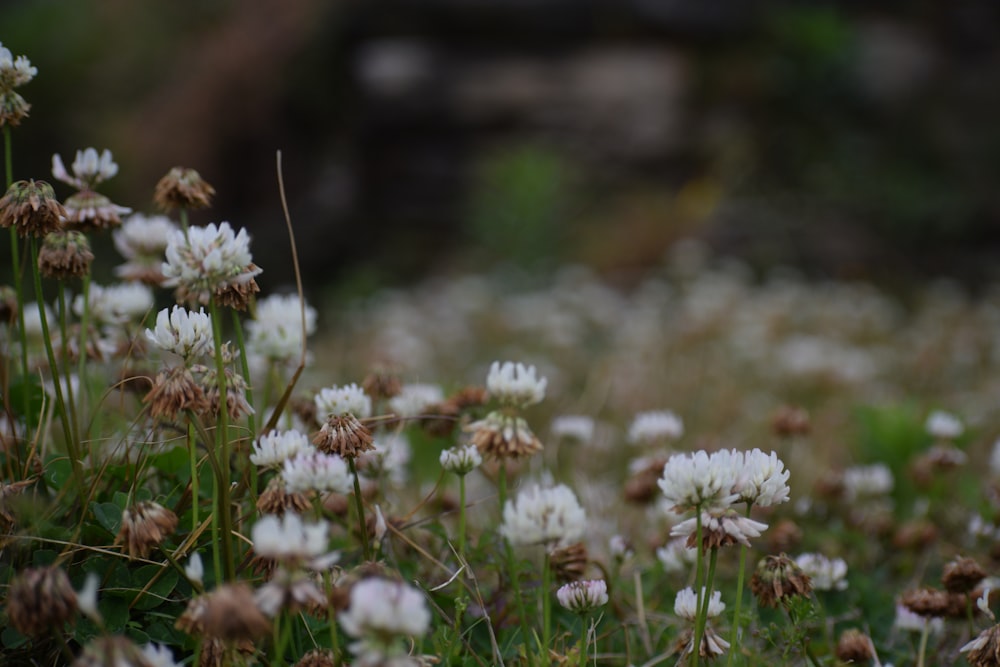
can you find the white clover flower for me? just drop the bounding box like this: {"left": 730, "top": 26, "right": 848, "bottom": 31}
{"left": 609, "top": 534, "right": 633, "bottom": 561}
{"left": 141, "top": 643, "right": 181, "bottom": 667}
{"left": 670, "top": 510, "right": 768, "bottom": 548}
{"left": 161, "top": 222, "right": 262, "bottom": 306}
{"left": 500, "top": 483, "right": 586, "bottom": 547}
{"left": 251, "top": 513, "right": 337, "bottom": 568}
{"left": 658, "top": 449, "right": 740, "bottom": 513}
{"left": 250, "top": 429, "right": 315, "bottom": 468}
{"left": 0, "top": 43, "right": 37, "bottom": 90}
{"left": 893, "top": 603, "right": 943, "bottom": 633}
{"left": 338, "top": 577, "right": 431, "bottom": 655}
{"left": 75, "top": 282, "right": 154, "bottom": 325}
{"left": 627, "top": 410, "right": 684, "bottom": 444}
{"left": 282, "top": 451, "right": 354, "bottom": 495}
{"left": 674, "top": 587, "right": 725, "bottom": 621}
{"left": 388, "top": 383, "right": 444, "bottom": 418}
{"left": 795, "top": 553, "right": 848, "bottom": 591}
{"left": 146, "top": 306, "right": 213, "bottom": 361}
{"left": 77, "top": 573, "right": 101, "bottom": 623}
{"left": 439, "top": 444, "right": 482, "bottom": 475}
{"left": 184, "top": 553, "right": 204, "bottom": 587}
{"left": 925, "top": 409, "right": 963, "bottom": 440}
{"left": 551, "top": 415, "right": 595, "bottom": 442}
{"left": 247, "top": 294, "right": 317, "bottom": 361}
{"left": 52, "top": 148, "right": 119, "bottom": 190}
{"left": 315, "top": 383, "right": 372, "bottom": 419}
{"left": 733, "top": 449, "right": 791, "bottom": 507}
{"left": 358, "top": 433, "right": 411, "bottom": 485}
{"left": 842, "top": 463, "right": 894, "bottom": 501}
{"left": 557, "top": 580, "right": 609, "bottom": 613}
{"left": 114, "top": 213, "right": 179, "bottom": 259}
{"left": 487, "top": 360, "right": 547, "bottom": 407}
{"left": 656, "top": 537, "right": 697, "bottom": 573}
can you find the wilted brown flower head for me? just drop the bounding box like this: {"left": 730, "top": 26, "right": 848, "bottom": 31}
{"left": 901, "top": 587, "right": 966, "bottom": 618}
{"left": 201, "top": 583, "right": 272, "bottom": 642}
{"left": 943, "top": 556, "right": 987, "bottom": 594}
{"left": 963, "top": 623, "right": 1000, "bottom": 667}
{"left": 313, "top": 413, "right": 374, "bottom": 459}
{"left": 257, "top": 476, "right": 312, "bottom": 516}
{"left": 72, "top": 636, "right": 148, "bottom": 667}
{"left": 199, "top": 365, "right": 255, "bottom": 421}
{"left": 835, "top": 628, "right": 875, "bottom": 663}
{"left": 892, "top": 518, "right": 938, "bottom": 550}
{"left": 214, "top": 270, "right": 260, "bottom": 311}
{"left": 6, "top": 565, "right": 77, "bottom": 636}
{"left": 0, "top": 90, "right": 30, "bottom": 126}
{"left": 771, "top": 405, "right": 811, "bottom": 438}
{"left": 674, "top": 626, "right": 730, "bottom": 661}
{"left": 62, "top": 189, "right": 131, "bottom": 231}
{"left": 38, "top": 230, "right": 93, "bottom": 279}
{"left": 361, "top": 368, "right": 402, "bottom": 401}
{"left": 624, "top": 455, "right": 668, "bottom": 504}
{"left": 117, "top": 501, "right": 178, "bottom": 559}
{"left": 750, "top": 554, "right": 812, "bottom": 608}
{"left": 154, "top": 166, "right": 215, "bottom": 211}
{"left": 0, "top": 179, "right": 65, "bottom": 237}
{"left": 549, "top": 542, "right": 589, "bottom": 583}
{"left": 466, "top": 411, "right": 542, "bottom": 459}
{"left": 144, "top": 366, "right": 209, "bottom": 421}
{"left": 294, "top": 649, "right": 338, "bottom": 667}
{"left": 767, "top": 519, "right": 803, "bottom": 554}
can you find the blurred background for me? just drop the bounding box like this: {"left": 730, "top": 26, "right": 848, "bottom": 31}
{"left": 4, "top": 0, "right": 1000, "bottom": 295}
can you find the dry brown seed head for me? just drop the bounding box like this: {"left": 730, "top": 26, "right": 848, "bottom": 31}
{"left": 38, "top": 230, "right": 93, "bottom": 279}
{"left": 0, "top": 90, "right": 31, "bottom": 127}
{"left": 154, "top": 166, "right": 215, "bottom": 211}
{"left": 117, "top": 500, "right": 178, "bottom": 559}
{"left": 199, "top": 583, "right": 271, "bottom": 642}
{"left": 835, "top": 628, "right": 875, "bottom": 663}
{"left": 144, "top": 366, "right": 209, "bottom": 421}
{"left": 549, "top": 542, "right": 589, "bottom": 583}
{"left": 313, "top": 413, "right": 374, "bottom": 459}
{"left": 750, "top": 554, "right": 812, "bottom": 608}
{"left": 361, "top": 368, "right": 402, "bottom": 401}
{"left": 0, "top": 179, "right": 65, "bottom": 237}
{"left": 771, "top": 404, "right": 811, "bottom": 438}
{"left": 624, "top": 455, "right": 668, "bottom": 505}
{"left": 7, "top": 565, "right": 78, "bottom": 636}
{"left": 943, "top": 555, "right": 987, "bottom": 594}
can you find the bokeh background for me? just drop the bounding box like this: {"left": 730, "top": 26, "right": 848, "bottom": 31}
{"left": 4, "top": 0, "right": 1000, "bottom": 294}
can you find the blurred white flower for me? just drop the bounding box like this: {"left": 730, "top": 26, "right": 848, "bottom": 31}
{"left": 113, "top": 214, "right": 180, "bottom": 284}
{"left": 795, "top": 553, "right": 848, "bottom": 591}
{"left": 75, "top": 283, "right": 154, "bottom": 325}
{"left": 925, "top": 409, "right": 963, "bottom": 440}
{"left": 551, "top": 415, "right": 595, "bottom": 442}
{"left": 388, "top": 383, "right": 444, "bottom": 418}
{"left": 250, "top": 429, "right": 316, "bottom": 468}
{"left": 501, "top": 483, "right": 586, "bottom": 547}
{"left": 487, "top": 360, "right": 547, "bottom": 407}
{"left": 251, "top": 513, "right": 337, "bottom": 569}
{"left": 340, "top": 578, "right": 430, "bottom": 666}
{"left": 282, "top": 451, "right": 354, "bottom": 496}
{"left": 842, "top": 463, "right": 894, "bottom": 501}
{"left": 556, "top": 579, "right": 608, "bottom": 613}
{"left": 247, "top": 294, "right": 317, "bottom": 361}
{"left": 184, "top": 553, "right": 204, "bottom": 587}
{"left": 656, "top": 538, "right": 697, "bottom": 573}
{"left": 314, "top": 383, "right": 372, "bottom": 419}
{"left": 77, "top": 572, "right": 101, "bottom": 623}
{"left": 674, "top": 587, "right": 725, "bottom": 621}
{"left": 141, "top": 643, "right": 181, "bottom": 667}
{"left": 439, "top": 444, "right": 482, "bottom": 475}
{"left": 358, "top": 432, "right": 411, "bottom": 485}
{"left": 145, "top": 305, "right": 213, "bottom": 362}
{"left": 20, "top": 301, "right": 52, "bottom": 337}
{"left": 628, "top": 410, "right": 684, "bottom": 444}
{"left": 51, "top": 147, "right": 118, "bottom": 190}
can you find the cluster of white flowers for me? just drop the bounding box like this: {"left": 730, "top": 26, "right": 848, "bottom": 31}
{"left": 842, "top": 463, "right": 894, "bottom": 501}
{"left": 75, "top": 282, "right": 154, "bottom": 325}
{"left": 550, "top": 415, "right": 595, "bottom": 442}
{"left": 251, "top": 513, "right": 337, "bottom": 568}
{"left": 340, "top": 578, "right": 430, "bottom": 666}
{"left": 0, "top": 42, "right": 37, "bottom": 90}
{"left": 282, "top": 451, "right": 354, "bottom": 495}
{"left": 247, "top": 294, "right": 317, "bottom": 361}
{"left": 733, "top": 449, "right": 791, "bottom": 506}
{"left": 486, "top": 361, "right": 547, "bottom": 407}
{"left": 657, "top": 450, "right": 740, "bottom": 512}
{"left": 556, "top": 579, "right": 609, "bottom": 613}
{"left": 500, "top": 483, "right": 586, "bottom": 547}
{"left": 627, "top": 410, "right": 684, "bottom": 444}
{"left": 250, "top": 429, "right": 315, "bottom": 468}
{"left": 113, "top": 214, "right": 179, "bottom": 282}
{"left": 795, "top": 553, "right": 848, "bottom": 591}
{"left": 52, "top": 148, "right": 119, "bottom": 190}
{"left": 387, "top": 383, "right": 444, "bottom": 418}
{"left": 314, "top": 383, "right": 372, "bottom": 419}
{"left": 674, "top": 587, "right": 725, "bottom": 621}
{"left": 656, "top": 537, "right": 697, "bottom": 573}
{"left": 439, "top": 444, "right": 483, "bottom": 475}
{"left": 146, "top": 306, "right": 213, "bottom": 362}
{"left": 925, "top": 409, "right": 963, "bottom": 440}
{"left": 161, "top": 222, "right": 262, "bottom": 305}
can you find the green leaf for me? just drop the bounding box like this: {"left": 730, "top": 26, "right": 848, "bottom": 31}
{"left": 91, "top": 501, "right": 123, "bottom": 535}
{"left": 31, "top": 549, "right": 57, "bottom": 566}
{"left": 99, "top": 597, "right": 130, "bottom": 632}
{"left": 130, "top": 564, "right": 179, "bottom": 611}
{"left": 7, "top": 372, "right": 45, "bottom": 424}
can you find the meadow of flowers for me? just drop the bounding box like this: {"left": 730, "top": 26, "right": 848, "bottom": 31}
{"left": 4, "top": 40, "right": 1000, "bottom": 667}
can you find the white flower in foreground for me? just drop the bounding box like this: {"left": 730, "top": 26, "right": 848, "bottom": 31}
{"left": 142, "top": 643, "right": 181, "bottom": 667}
{"left": 734, "top": 449, "right": 791, "bottom": 507}
{"left": 658, "top": 449, "right": 740, "bottom": 513}
{"left": 671, "top": 509, "right": 768, "bottom": 549}
{"left": 184, "top": 553, "right": 204, "bottom": 587}
{"left": 628, "top": 410, "right": 683, "bottom": 444}
{"left": 557, "top": 580, "right": 609, "bottom": 613}
{"left": 315, "top": 383, "right": 372, "bottom": 419}
{"left": 52, "top": 147, "right": 119, "bottom": 190}
{"left": 439, "top": 444, "right": 482, "bottom": 475}
{"left": 161, "top": 222, "right": 262, "bottom": 306}
{"left": 340, "top": 578, "right": 430, "bottom": 666}
{"left": 487, "top": 360, "right": 547, "bottom": 407}
{"left": 247, "top": 294, "right": 317, "bottom": 361}
{"left": 251, "top": 429, "right": 315, "bottom": 468}
{"left": 0, "top": 43, "right": 37, "bottom": 89}
{"left": 282, "top": 451, "right": 354, "bottom": 495}
{"left": 551, "top": 415, "right": 595, "bottom": 442}
{"left": 925, "top": 409, "right": 963, "bottom": 440}
{"left": 674, "top": 587, "right": 725, "bottom": 621}
{"left": 388, "top": 383, "right": 444, "bottom": 418}
{"left": 146, "top": 306, "right": 213, "bottom": 361}
{"left": 842, "top": 463, "right": 893, "bottom": 501}
{"left": 251, "top": 513, "right": 337, "bottom": 569}
{"left": 795, "top": 553, "right": 848, "bottom": 591}
{"left": 76, "top": 282, "right": 154, "bottom": 325}
{"left": 501, "top": 483, "right": 586, "bottom": 547}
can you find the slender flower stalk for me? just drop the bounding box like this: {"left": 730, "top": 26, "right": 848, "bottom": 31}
{"left": 208, "top": 299, "right": 235, "bottom": 581}
{"left": 692, "top": 506, "right": 705, "bottom": 667}
{"left": 727, "top": 503, "right": 754, "bottom": 667}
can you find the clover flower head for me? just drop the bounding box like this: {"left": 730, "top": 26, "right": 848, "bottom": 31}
{"left": 628, "top": 410, "right": 684, "bottom": 444}
{"left": 282, "top": 451, "right": 354, "bottom": 495}
{"left": 674, "top": 587, "right": 725, "bottom": 621}
{"left": 658, "top": 449, "right": 740, "bottom": 513}
{"left": 251, "top": 513, "right": 337, "bottom": 569}
{"left": 358, "top": 433, "right": 411, "bottom": 485}
{"left": 795, "top": 553, "right": 848, "bottom": 591}
{"left": 487, "top": 360, "right": 547, "bottom": 407}
{"left": 146, "top": 305, "right": 213, "bottom": 362}
{"left": 314, "top": 383, "right": 372, "bottom": 419}
{"left": 52, "top": 148, "right": 119, "bottom": 190}
{"left": 557, "top": 580, "right": 609, "bottom": 613}
{"left": 250, "top": 429, "right": 316, "bottom": 468}
{"left": 500, "top": 483, "right": 586, "bottom": 547}
{"left": 925, "top": 409, "right": 963, "bottom": 440}
{"left": 247, "top": 294, "right": 317, "bottom": 361}
{"left": 671, "top": 509, "right": 769, "bottom": 549}
{"left": 388, "top": 383, "right": 444, "bottom": 418}
{"left": 656, "top": 537, "right": 697, "bottom": 573}
{"left": 113, "top": 213, "right": 178, "bottom": 266}
{"left": 842, "top": 463, "right": 893, "bottom": 501}
{"left": 340, "top": 578, "right": 430, "bottom": 665}
{"left": 161, "top": 221, "right": 262, "bottom": 306}
{"left": 440, "top": 444, "right": 483, "bottom": 475}
{"left": 733, "top": 448, "right": 791, "bottom": 507}
{"left": 551, "top": 415, "right": 595, "bottom": 442}
{"left": 0, "top": 43, "right": 37, "bottom": 90}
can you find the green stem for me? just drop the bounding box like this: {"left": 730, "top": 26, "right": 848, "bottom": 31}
{"left": 542, "top": 550, "right": 552, "bottom": 654}
{"left": 577, "top": 615, "right": 589, "bottom": 667}
{"left": 349, "top": 457, "right": 371, "bottom": 561}
{"left": 75, "top": 274, "right": 91, "bottom": 437}
{"left": 208, "top": 300, "right": 235, "bottom": 581}
{"left": 230, "top": 309, "right": 255, "bottom": 438}
{"left": 499, "top": 464, "right": 533, "bottom": 657}
{"left": 916, "top": 617, "right": 929, "bottom": 667}
{"left": 56, "top": 285, "right": 80, "bottom": 451}
{"left": 699, "top": 548, "right": 719, "bottom": 628}
{"left": 458, "top": 473, "right": 467, "bottom": 563}
{"left": 691, "top": 508, "right": 704, "bottom": 667}
{"left": 188, "top": 421, "right": 199, "bottom": 533}
{"left": 726, "top": 504, "right": 754, "bottom": 667}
